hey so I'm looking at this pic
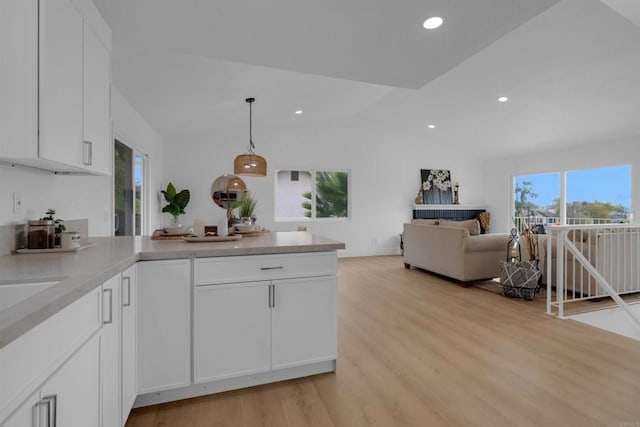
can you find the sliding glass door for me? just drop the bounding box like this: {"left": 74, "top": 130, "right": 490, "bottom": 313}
{"left": 114, "top": 139, "right": 146, "bottom": 236}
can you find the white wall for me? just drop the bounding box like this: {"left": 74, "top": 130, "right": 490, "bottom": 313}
{"left": 0, "top": 88, "right": 164, "bottom": 236}
{"left": 111, "top": 87, "right": 165, "bottom": 233}
{"left": 483, "top": 136, "right": 640, "bottom": 233}
{"left": 165, "top": 117, "right": 485, "bottom": 257}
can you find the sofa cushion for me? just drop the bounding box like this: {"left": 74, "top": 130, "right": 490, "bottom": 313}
{"left": 410, "top": 219, "right": 439, "bottom": 225}
{"left": 465, "top": 233, "right": 510, "bottom": 253}
{"left": 440, "top": 219, "right": 481, "bottom": 236}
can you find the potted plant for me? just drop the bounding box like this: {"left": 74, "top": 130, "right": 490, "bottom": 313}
{"left": 42, "top": 208, "right": 65, "bottom": 246}
{"left": 161, "top": 182, "right": 190, "bottom": 230}
{"left": 234, "top": 192, "right": 258, "bottom": 223}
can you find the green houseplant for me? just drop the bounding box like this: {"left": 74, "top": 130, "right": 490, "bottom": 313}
{"left": 161, "top": 182, "right": 190, "bottom": 226}
{"left": 234, "top": 192, "right": 258, "bottom": 221}
{"left": 42, "top": 208, "right": 65, "bottom": 246}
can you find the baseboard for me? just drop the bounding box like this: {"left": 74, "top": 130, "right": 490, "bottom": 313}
{"left": 133, "top": 360, "right": 336, "bottom": 408}
{"left": 338, "top": 248, "right": 401, "bottom": 258}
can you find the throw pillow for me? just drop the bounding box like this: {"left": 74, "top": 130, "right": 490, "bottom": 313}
{"left": 440, "top": 219, "right": 481, "bottom": 235}
{"left": 478, "top": 212, "right": 491, "bottom": 234}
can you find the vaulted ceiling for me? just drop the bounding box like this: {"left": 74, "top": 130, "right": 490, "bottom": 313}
{"left": 95, "top": 0, "right": 640, "bottom": 159}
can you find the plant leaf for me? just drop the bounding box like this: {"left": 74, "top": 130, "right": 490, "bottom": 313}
{"left": 166, "top": 182, "right": 177, "bottom": 198}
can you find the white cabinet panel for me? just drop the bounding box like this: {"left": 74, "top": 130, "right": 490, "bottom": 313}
{"left": 101, "top": 274, "right": 121, "bottom": 427}
{"left": 137, "top": 260, "right": 191, "bottom": 394}
{"left": 83, "top": 21, "right": 111, "bottom": 175}
{"left": 0, "top": 391, "right": 38, "bottom": 427}
{"left": 0, "top": 0, "right": 38, "bottom": 158}
{"left": 121, "top": 264, "right": 137, "bottom": 426}
{"left": 272, "top": 277, "right": 337, "bottom": 369}
{"left": 0, "top": 287, "right": 100, "bottom": 422}
{"left": 38, "top": 0, "right": 84, "bottom": 168}
{"left": 194, "top": 282, "right": 271, "bottom": 383}
{"left": 40, "top": 333, "right": 101, "bottom": 427}
{"left": 194, "top": 252, "right": 336, "bottom": 285}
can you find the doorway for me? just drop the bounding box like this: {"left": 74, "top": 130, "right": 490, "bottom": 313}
{"left": 114, "top": 139, "right": 146, "bottom": 236}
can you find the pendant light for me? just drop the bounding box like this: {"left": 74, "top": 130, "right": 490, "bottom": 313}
{"left": 234, "top": 97, "right": 267, "bottom": 177}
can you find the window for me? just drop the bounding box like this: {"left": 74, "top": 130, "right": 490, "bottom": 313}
{"left": 513, "top": 165, "right": 631, "bottom": 228}
{"left": 566, "top": 165, "right": 631, "bottom": 224}
{"left": 276, "top": 170, "right": 350, "bottom": 220}
{"left": 514, "top": 172, "right": 561, "bottom": 228}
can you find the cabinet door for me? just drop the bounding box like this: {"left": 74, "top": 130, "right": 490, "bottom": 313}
{"left": 137, "top": 260, "right": 191, "bottom": 394}
{"left": 0, "top": 0, "right": 38, "bottom": 159}
{"left": 39, "top": 0, "right": 84, "bottom": 168}
{"left": 121, "top": 265, "right": 137, "bottom": 426}
{"left": 101, "top": 274, "right": 121, "bottom": 427}
{"left": 40, "top": 334, "right": 100, "bottom": 427}
{"left": 0, "top": 391, "right": 38, "bottom": 427}
{"left": 194, "top": 282, "right": 271, "bottom": 383}
{"left": 272, "top": 276, "right": 337, "bottom": 369}
{"left": 83, "top": 22, "right": 111, "bottom": 175}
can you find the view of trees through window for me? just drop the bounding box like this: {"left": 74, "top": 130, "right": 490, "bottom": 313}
{"left": 514, "top": 165, "right": 631, "bottom": 226}
{"left": 276, "top": 170, "right": 349, "bottom": 220}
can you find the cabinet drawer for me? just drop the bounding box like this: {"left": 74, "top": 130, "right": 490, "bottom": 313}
{"left": 0, "top": 287, "right": 101, "bottom": 422}
{"left": 194, "top": 252, "right": 336, "bottom": 285}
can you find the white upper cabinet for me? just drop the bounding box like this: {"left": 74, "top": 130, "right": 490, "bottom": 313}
{"left": 82, "top": 21, "right": 112, "bottom": 175}
{"left": 0, "top": 0, "right": 112, "bottom": 175}
{"left": 0, "top": 0, "right": 38, "bottom": 159}
{"left": 39, "top": 0, "right": 85, "bottom": 169}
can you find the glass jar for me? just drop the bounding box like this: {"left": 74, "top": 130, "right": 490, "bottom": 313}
{"left": 27, "top": 220, "right": 55, "bottom": 249}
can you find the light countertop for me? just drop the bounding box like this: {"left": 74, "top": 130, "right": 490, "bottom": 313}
{"left": 0, "top": 232, "right": 344, "bottom": 348}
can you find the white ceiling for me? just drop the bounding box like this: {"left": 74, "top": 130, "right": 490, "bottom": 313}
{"left": 95, "top": 0, "right": 640, "bottom": 159}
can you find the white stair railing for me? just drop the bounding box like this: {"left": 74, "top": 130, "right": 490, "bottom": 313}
{"left": 546, "top": 225, "right": 640, "bottom": 332}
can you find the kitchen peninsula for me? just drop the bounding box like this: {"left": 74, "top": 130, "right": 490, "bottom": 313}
{"left": 0, "top": 232, "right": 344, "bottom": 426}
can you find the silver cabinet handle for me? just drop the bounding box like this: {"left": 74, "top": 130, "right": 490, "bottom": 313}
{"left": 268, "top": 285, "right": 273, "bottom": 308}
{"left": 103, "top": 288, "right": 113, "bottom": 324}
{"left": 82, "top": 141, "right": 93, "bottom": 166}
{"left": 122, "top": 276, "right": 131, "bottom": 307}
{"left": 260, "top": 266, "right": 284, "bottom": 271}
{"left": 36, "top": 395, "right": 56, "bottom": 427}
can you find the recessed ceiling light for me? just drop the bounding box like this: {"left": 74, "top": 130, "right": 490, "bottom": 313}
{"left": 295, "top": 110, "right": 303, "bottom": 115}
{"left": 497, "top": 96, "right": 509, "bottom": 103}
{"left": 427, "top": 124, "right": 436, "bottom": 129}
{"left": 423, "top": 17, "right": 444, "bottom": 30}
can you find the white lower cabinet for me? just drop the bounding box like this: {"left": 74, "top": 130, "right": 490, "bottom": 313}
{"left": 193, "top": 253, "right": 338, "bottom": 385}
{"left": 136, "top": 260, "right": 191, "bottom": 394}
{"left": 100, "top": 274, "right": 121, "bottom": 427}
{"left": 271, "top": 277, "right": 337, "bottom": 369}
{"left": 1, "top": 392, "right": 39, "bottom": 427}
{"left": 39, "top": 333, "right": 101, "bottom": 427}
{"left": 2, "top": 333, "right": 102, "bottom": 427}
{"left": 194, "top": 282, "right": 272, "bottom": 382}
{"left": 120, "top": 265, "right": 137, "bottom": 426}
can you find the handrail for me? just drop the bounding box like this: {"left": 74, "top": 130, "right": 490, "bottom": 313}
{"left": 546, "top": 227, "right": 640, "bottom": 332}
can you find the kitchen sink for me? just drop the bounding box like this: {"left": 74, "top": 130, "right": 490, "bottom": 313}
{"left": 0, "top": 281, "right": 59, "bottom": 312}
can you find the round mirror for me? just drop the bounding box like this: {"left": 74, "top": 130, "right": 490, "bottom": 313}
{"left": 211, "top": 174, "right": 247, "bottom": 209}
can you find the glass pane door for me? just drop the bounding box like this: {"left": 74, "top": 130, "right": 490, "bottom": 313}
{"left": 114, "top": 140, "right": 133, "bottom": 236}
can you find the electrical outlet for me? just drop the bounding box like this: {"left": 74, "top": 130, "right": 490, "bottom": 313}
{"left": 13, "top": 192, "right": 23, "bottom": 213}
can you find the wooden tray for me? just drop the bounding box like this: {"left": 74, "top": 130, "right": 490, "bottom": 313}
{"left": 151, "top": 229, "right": 194, "bottom": 240}
{"left": 230, "top": 230, "right": 267, "bottom": 238}
{"left": 16, "top": 243, "right": 96, "bottom": 254}
{"left": 182, "top": 235, "right": 242, "bottom": 243}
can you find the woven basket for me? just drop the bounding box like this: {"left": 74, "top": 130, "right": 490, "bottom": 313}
{"left": 499, "top": 260, "right": 542, "bottom": 300}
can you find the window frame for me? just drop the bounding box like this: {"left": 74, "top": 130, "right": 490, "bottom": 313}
{"left": 274, "top": 168, "right": 351, "bottom": 222}
{"left": 511, "top": 164, "right": 632, "bottom": 226}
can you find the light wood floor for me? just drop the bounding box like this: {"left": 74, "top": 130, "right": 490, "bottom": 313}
{"left": 126, "top": 256, "right": 640, "bottom": 427}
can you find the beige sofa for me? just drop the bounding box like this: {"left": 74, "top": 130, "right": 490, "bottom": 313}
{"left": 403, "top": 219, "right": 510, "bottom": 286}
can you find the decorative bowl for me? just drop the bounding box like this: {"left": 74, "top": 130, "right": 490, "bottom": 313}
{"left": 234, "top": 224, "right": 256, "bottom": 233}
{"left": 163, "top": 225, "right": 183, "bottom": 235}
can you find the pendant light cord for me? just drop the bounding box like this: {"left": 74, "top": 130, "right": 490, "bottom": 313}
{"left": 247, "top": 98, "right": 255, "bottom": 153}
